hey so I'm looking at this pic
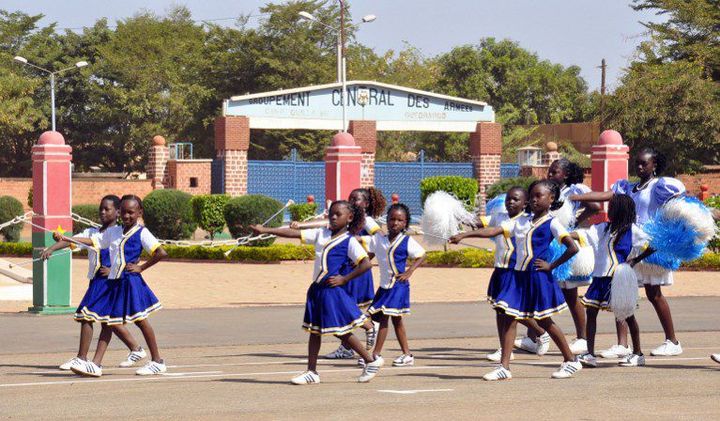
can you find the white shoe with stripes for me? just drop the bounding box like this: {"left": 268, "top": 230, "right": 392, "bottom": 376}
{"left": 551, "top": 361, "right": 582, "bottom": 379}
{"left": 482, "top": 366, "right": 512, "bottom": 381}
{"left": 324, "top": 345, "right": 355, "bottom": 359}
{"left": 366, "top": 324, "right": 377, "bottom": 350}
{"left": 357, "top": 355, "right": 384, "bottom": 383}
{"left": 70, "top": 360, "right": 102, "bottom": 377}
{"left": 291, "top": 370, "right": 320, "bottom": 385}
{"left": 711, "top": 354, "right": 720, "bottom": 364}
{"left": 536, "top": 332, "right": 551, "bottom": 356}
{"left": 59, "top": 357, "right": 84, "bottom": 371}
{"left": 119, "top": 347, "right": 147, "bottom": 367}
{"left": 486, "top": 348, "right": 514, "bottom": 362}
{"left": 135, "top": 360, "right": 167, "bottom": 376}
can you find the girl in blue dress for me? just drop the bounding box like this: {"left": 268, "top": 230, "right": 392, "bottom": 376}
{"left": 43, "top": 195, "right": 146, "bottom": 372}
{"left": 570, "top": 194, "right": 655, "bottom": 368}
{"left": 362, "top": 203, "right": 425, "bottom": 368}
{"left": 460, "top": 180, "right": 581, "bottom": 380}
{"left": 54, "top": 195, "right": 168, "bottom": 377}
{"left": 252, "top": 201, "right": 384, "bottom": 384}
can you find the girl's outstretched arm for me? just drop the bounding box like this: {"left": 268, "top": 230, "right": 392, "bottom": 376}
{"left": 289, "top": 220, "right": 328, "bottom": 230}
{"left": 250, "top": 224, "right": 301, "bottom": 239}
{"left": 54, "top": 232, "right": 93, "bottom": 247}
{"left": 569, "top": 190, "right": 614, "bottom": 203}
{"left": 575, "top": 201, "right": 602, "bottom": 226}
{"left": 448, "top": 226, "right": 503, "bottom": 243}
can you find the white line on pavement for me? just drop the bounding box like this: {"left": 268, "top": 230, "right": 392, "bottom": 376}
{"left": 378, "top": 389, "right": 454, "bottom": 394}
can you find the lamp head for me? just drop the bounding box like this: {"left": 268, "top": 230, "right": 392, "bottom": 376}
{"left": 75, "top": 61, "right": 88, "bottom": 68}
{"left": 13, "top": 56, "right": 28, "bottom": 64}
{"left": 298, "top": 11, "right": 316, "bottom": 21}
{"left": 361, "top": 15, "right": 377, "bottom": 23}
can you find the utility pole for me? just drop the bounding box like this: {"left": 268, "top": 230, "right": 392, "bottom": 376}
{"left": 599, "top": 58, "right": 606, "bottom": 130}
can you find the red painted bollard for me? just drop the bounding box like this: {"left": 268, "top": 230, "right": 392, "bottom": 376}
{"left": 391, "top": 193, "right": 399, "bottom": 204}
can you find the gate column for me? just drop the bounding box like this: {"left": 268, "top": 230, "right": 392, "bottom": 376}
{"left": 470, "top": 122, "right": 502, "bottom": 213}
{"left": 215, "top": 116, "right": 249, "bottom": 197}
{"left": 591, "top": 129, "right": 629, "bottom": 222}
{"left": 348, "top": 120, "right": 377, "bottom": 188}
{"left": 325, "top": 132, "right": 362, "bottom": 202}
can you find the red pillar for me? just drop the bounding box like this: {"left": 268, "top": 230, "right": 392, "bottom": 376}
{"left": 348, "top": 120, "right": 377, "bottom": 188}
{"left": 325, "top": 132, "right": 362, "bottom": 203}
{"left": 215, "top": 116, "right": 250, "bottom": 197}
{"left": 470, "top": 122, "right": 502, "bottom": 214}
{"left": 591, "top": 129, "right": 629, "bottom": 222}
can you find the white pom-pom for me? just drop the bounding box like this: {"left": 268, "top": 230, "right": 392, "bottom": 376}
{"left": 551, "top": 199, "right": 576, "bottom": 229}
{"left": 660, "top": 197, "right": 717, "bottom": 244}
{"left": 421, "top": 191, "right": 476, "bottom": 246}
{"left": 633, "top": 260, "right": 670, "bottom": 278}
{"left": 610, "top": 263, "right": 639, "bottom": 321}
{"left": 571, "top": 244, "right": 595, "bottom": 278}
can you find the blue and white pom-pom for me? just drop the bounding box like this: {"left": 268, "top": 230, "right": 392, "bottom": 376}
{"left": 642, "top": 196, "right": 717, "bottom": 267}
{"left": 546, "top": 238, "right": 593, "bottom": 282}
{"left": 485, "top": 194, "right": 507, "bottom": 219}
{"left": 421, "top": 191, "right": 477, "bottom": 246}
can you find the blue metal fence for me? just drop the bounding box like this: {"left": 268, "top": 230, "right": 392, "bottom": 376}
{"left": 246, "top": 149, "right": 521, "bottom": 217}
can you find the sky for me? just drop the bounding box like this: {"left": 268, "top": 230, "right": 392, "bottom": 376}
{"left": 2, "top": 0, "right": 662, "bottom": 92}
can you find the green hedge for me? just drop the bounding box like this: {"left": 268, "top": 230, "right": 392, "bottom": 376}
{"left": 425, "top": 248, "right": 495, "bottom": 268}
{"left": 143, "top": 189, "right": 197, "bottom": 240}
{"left": 705, "top": 196, "right": 720, "bottom": 253}
{"left": 288, "top": 203, "right": 318, "bottom": 222}
{"left": 72, "top": 204, "right": 101, "bottom": 233}
{"left": 485, "top": 176, "right": 538, "bottom": 200}
{"left": 191, "top": 194, "right": 230, "bottom": 240}
{"left": 420, "top": 175, "right": 477, "bottom": 208}
{"left": 224, "top": 195, "right": 283, "bottom": 246}
{"left": 0, "top": 196, "right": 24, "bottom": 242}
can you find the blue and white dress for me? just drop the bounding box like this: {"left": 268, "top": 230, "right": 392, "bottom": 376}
{"left": 577, "top": 223, "right": 649, "bottom": 310}
{"left": 612, "top": 177, "right": 685, "bottom": 285}
{"left": 362, "top": 232, "right": 425, "bottom": 317}
{"left": 556, "top": 183, "right": 593, "bottom": 289}
{"left": 72, "top": 227, "right": 112, "bottom": 322}
{"left": 344, "top": 216, "right": 380, "bottom": 307}
{"left": 495, "top": 214, "right": 570, "bottom": 320}
{"left": 479, "top": 212, "right": 523, "bottom": 307}
{"left": 300, "top": 228, "right": 369, "bottom": 335}
{"left": 75, "top": 224, "right": 163, "bottom": 325}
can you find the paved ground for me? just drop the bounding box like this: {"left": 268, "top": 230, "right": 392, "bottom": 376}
{"left": 1, "top": 299, "right": 719, "bottom": 420}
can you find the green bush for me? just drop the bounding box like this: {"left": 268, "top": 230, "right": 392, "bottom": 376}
{"left": 224, "top": 195, "right": 283, "bottom": 246}
{"left": 0, "top": 242, "right": 32, "bottom": 256}
{"left": 143, "top": 189, "right": 197, "bottom": 240}
{"left": 191, "top": 194, "right": 230, "bottom": 240}
{"left": 705, "top": 196, "right": 720, "bottom": 252}
{"left": 420, "top": 176, "right": 478, "bottom": 208}
{"left": 424, "top": 248, "right": 495, "bottom": 268}
{"left": 288, "top": 203, "right": 318, "bottom": 222}
{"left": 0, "top": 196, "right": 24, "bottom": 242}
{"left": 72, "top": 204, "right": 101, "bottom": 233}
{"left": 485, "top": 176, "right": 537, "bottom": 200}
{"left": 27, "top": 186, "right": 33, "bottom": 208}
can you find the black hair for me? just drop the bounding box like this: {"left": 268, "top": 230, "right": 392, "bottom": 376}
{"left": 100, "top": 194, "right": 120, "bottom": 210}
{"left": 605, "top": 194, "right": 636, "bottom": 247}
{"left": 526, "top": 179, "right": 562, "bottom": 213}
{"left": 350, "top": 187, "right": 387, "bottom": 219}
{"left": 552, "top": 158, "right": 585, "bottom": 186}
{"left": 120, "top": 194, "right": 143, "bottom": 210}
{"left": 637, "top": 147, "right": 667, "bottom": 176}
{"left": 387, "top": 203, "right": 411, "bottom": 230}
{"left": 506, "top": 186, "right": 528, "bottom": 200}
{"left": 330, "top": 200, "right": 365, "bottom": 235}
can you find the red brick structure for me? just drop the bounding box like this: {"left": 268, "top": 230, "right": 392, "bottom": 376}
{"left": 348, "top": 120, "right": 377, "bottom": 188}
{"left": 147, "top": 135, "right": 170, "bottom": 189}
{"left": 166, "top": 160, "right": 212, "bottom": 195}
{"left": 469, "top": 122, "right": 502, "bottom": 210}
{"left": 214, "top": 116, "right": 250, "bottom": 196}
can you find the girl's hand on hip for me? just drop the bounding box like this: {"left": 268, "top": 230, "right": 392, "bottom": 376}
{"left": 533, "top": 259, "right": 552, "bottom": 272}
{"left": 326, "top": 275, "right": 347, "bottom": 287}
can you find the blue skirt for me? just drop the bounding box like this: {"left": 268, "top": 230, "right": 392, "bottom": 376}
{"left": 368, "top": 282, "right": 410, "bottom": 317}
{"left": 487, "top": 268, "right": 514, "bottom": 304}
{"left": 496, "top": 270, "right": 567, "bottom": 320}
{"left": 75, "top": 272, "right": 162, "bottom": 325}
{"left": 343, "top": 271, "right": 375, "bottom": 307}
{"left": 73, "top": 276, "right": 110, "bottom": 322}
{"left": 303, "top": 282, "right": 367, "bottom": 336}
{"left": 581, "top": 276, "right": 611, "bottom": 311}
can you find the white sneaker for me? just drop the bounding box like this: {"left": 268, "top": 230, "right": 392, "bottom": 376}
{"left": 486, "top": 348, "right": 514, "bottom": 362}
{"left": 59, "top": 357, "right": 84, "bottom": 371}
{"left": 569, "top": 338, "right": 588, "bottom": 355}
{"left": 366, "top": 325, "right": 377, "bottom": 350}
{"left": 135, "top": 360, "right": 167, "bottom": 375}
{"left": 599, "top": 344, "right": 632, "bottom": 359}
{"left": 482, "top": 366, "right": 512, "bottom": 381}
{"left": 357, "top": 354, "right": 380, "bottom": 368}
{"left": 119, "top": 347, "right": 147, "bottom": 368}
{"left": 392, "top": 354, "right": 414, "bottom": 367}
{"left": 619, "top": 353, "right": 646, "bottom": 367}
{"left": 537, "top": 332, "right": 551, "bottom": 356}
{"left": 577, "top": 353, "right": 598, "bottom": 368}
{"left": 357, "top": 356, "right": 384, "bottom": 383}
{"left": 70, "top": 360, "right": 102, "bottom": 377}
{"left": 650, "top": 340, "right": 683, "bottom": 356}
{"left": 710, "top": 354, "right": 720, "bottom": 364}
{"left": 514, "top": 336, "right": 538, "bottom": 353}
{"left": 291, "top": 370, "right": 320, "bottom": 385}
{"left": 324, "top": 345, "right": 355, "bottom": 359}
{"left": 551, "top": 361, "right": 582, "bottom": 379}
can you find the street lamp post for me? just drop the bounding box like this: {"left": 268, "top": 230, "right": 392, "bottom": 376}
{"left": 298, "top": 8, "right": 376, "bottom": 132}
{"left": 13, "top": 56, "right": 88, "bottom": 132}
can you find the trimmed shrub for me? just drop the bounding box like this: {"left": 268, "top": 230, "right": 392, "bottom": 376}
{"left": 27, "top": 187, "right": 33, "bottom": 208}
{"left": 288, "top": 203, "right": 318, "bottom": 222}
{"left": 143, "top": 189, "right": 197, "bottom": 240}
{"left": 424, "top": 248, "right": 495, "bottom": 268}
{"left": 485, "top": 176, "right": 537, "bottom": 200}
{"left": 191, "top": 194, "right": 230, "bottom": 240}
{"left": 0, "top": 241, "right": 32, "bottom": 256}
{"left": 0, "top": 196, "right": 24, "bottom": 242}
{"left": 224, "top": 195, "right": 283, "bottom": 246}
{"left": 420, "top": 176, "right": 478, "bottom": 208}
{"left": 705, "top": 196, "right": 720, "bottom": 252}
{"left": 72, "top": 204, "right": 101, "bottom": 233}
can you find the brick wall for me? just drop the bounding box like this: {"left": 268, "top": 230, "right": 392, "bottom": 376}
{"left": 217, "top": 149, "right": 248, "bottom": 196}
{"left": 166, "top": 160, "right": 212, "bottom": 195}
{"left": 360, "top": 152, "right": 375, "bottom": 187}
{"left": 469, "top": 122, "right": 502, "bottom": 213}
{"left": 148, "top": 145, "right": 170, "bottom": 189}
{"left": 679, "top": 167, "right": 720, "bottom": 196}
{"left": 215, "top": 116, "right": 250, "bottom": 151}
{"left": 520, "top": 122, "right": 600, "bottom": 154}
{"left": 348, "top": 120, "right": 377, "bottom": 153}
